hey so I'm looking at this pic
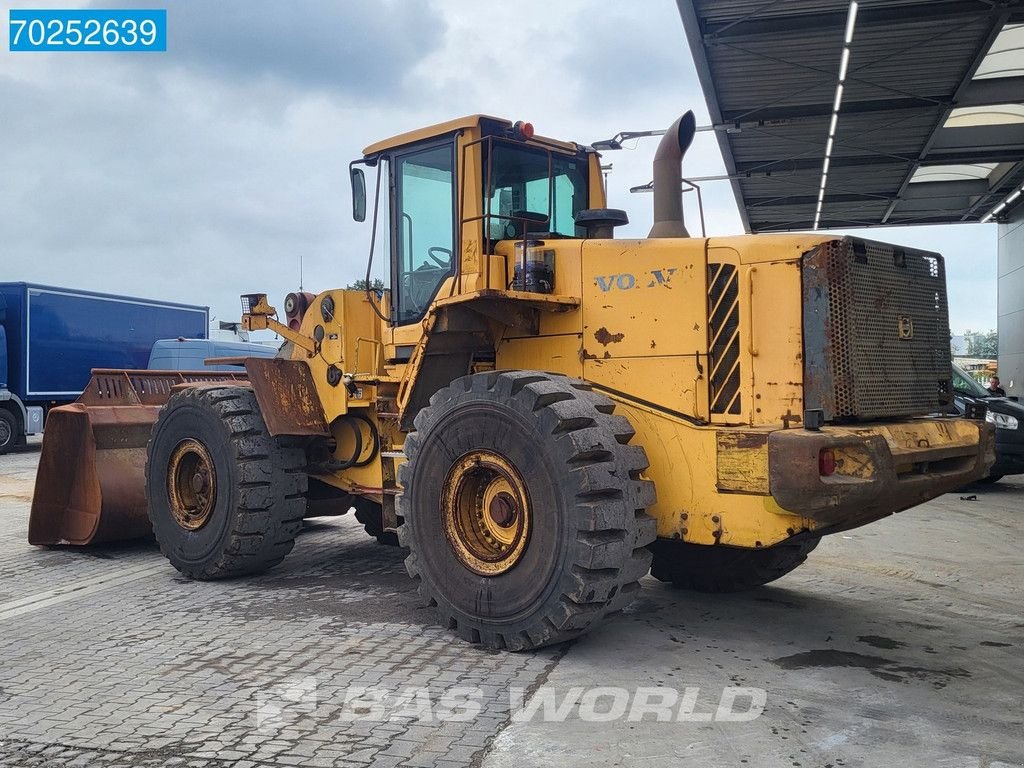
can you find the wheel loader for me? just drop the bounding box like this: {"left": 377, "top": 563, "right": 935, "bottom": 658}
{"left": 28, "top": 112, "right": 995, "bottom": 651}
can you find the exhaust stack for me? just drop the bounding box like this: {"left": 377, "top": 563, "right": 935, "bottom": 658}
{"left": 649, "top": 111, "right": 697, "bottom": 239}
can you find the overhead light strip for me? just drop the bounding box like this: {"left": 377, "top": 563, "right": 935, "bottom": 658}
{"left": 814, "top": 1, "right": 858, "bottom": 230}
{"left": 981, "top": 182, "right": 1024, "bottom": 223}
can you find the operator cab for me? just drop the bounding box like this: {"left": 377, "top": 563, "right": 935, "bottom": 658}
{"left": 350, "top": 115, "right": 612, "bottom": 330}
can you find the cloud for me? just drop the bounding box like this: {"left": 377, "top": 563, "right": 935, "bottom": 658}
{"left": 86, "top": 0, "right": 445, "bottom": 101}
{"left": 0, "top": 0, "right": 997, "bottom": 335}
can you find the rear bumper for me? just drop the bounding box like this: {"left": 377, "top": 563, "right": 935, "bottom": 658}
{"left": 768, "top": 418, "right": 995, "bottom": 528}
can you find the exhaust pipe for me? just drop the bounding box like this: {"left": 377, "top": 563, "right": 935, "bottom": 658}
{"left": 649, "top": 111, "right": 697, "bottom": 239}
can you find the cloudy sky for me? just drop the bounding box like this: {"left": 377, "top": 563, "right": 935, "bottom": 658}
{"left": 0, "top": 0, "right": 998, "bottom": 333}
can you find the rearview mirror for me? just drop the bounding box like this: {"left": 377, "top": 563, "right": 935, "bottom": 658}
{"left": 351, "top": 166, "right": 366, "bottom": 222}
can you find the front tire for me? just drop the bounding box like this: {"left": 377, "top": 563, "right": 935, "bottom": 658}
{"left": 399, "top": 371, "right": 656, "bottom": 651}
{"left": 145, "top": 386, "right": 307, "bottom": 579}
{"left": 649, "top": 537, "right": 820, "bottom": 593}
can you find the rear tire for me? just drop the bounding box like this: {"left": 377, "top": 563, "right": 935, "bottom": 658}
{"left": 353, "top": 498, "right": 400, "bottom": 546}
{"left": 399, "top": 371, "right": 656, "bottom": 651}
{"left": 145, "top": 386, "right": 307, "bottom": 579}
{"left": 649, "top": 537, "right": 820, "bottom": 593}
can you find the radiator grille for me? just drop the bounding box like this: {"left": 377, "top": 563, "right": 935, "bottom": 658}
{"left": 803, "top": 238, "right": 952, "bottom": 421}
{"left": 708, "top": 263, "right": 741, "bottom": 415}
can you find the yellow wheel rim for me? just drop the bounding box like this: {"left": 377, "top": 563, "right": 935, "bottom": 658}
{"left": 442, "top": 450, "right": 531, "bottom": 576}
{"left": 167, "top": 438, "right": 218, "bottom": 531}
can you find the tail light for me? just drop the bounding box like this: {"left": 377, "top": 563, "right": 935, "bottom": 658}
{"left": 819, "top": 448, "right": 836, "bottom": 476}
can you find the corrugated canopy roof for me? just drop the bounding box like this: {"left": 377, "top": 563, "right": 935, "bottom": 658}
{"left": 677, "top": 0, "right": 1024, "bottom": 232}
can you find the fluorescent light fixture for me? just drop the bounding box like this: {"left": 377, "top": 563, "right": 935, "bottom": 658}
{"left": 816, "top": 1, "right": 858, "bottom": 232}
{"left": 979, "top": 178, "right": 1024, "bottom": 221}
{"left": 845, "top": 1, "right": 859, "bottom": 44}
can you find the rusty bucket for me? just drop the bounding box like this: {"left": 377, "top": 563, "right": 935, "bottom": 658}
{"left": 28, "top": 369, "right": 245, "bottom": 546}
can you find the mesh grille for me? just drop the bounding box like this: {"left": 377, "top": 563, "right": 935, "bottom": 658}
{"left": 803, "top": 238, "right": 952, "bottom": 421}
{"left": 708, "top": 263, "right": 741, "bottom": 415}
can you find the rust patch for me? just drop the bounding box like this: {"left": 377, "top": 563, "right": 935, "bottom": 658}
{"left": 716, "top": 431, "right": 770, "bottom": 494}
{"left": 594, "top": 327, "right": 624, "bottom": 345}
{"left": 723, "top": 432, "right": 769, "bottom": 450}
{"left": 650, "top": 340, "right": 657, "bottom": 349}
{"left": 580, "top": 348, "right": 598, "bottom": 361}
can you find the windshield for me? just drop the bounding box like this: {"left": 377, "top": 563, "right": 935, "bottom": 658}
{"left": 952, "top": 364, "right": 990, "bottom": 398}
{"left": 483, "top": 142, "right": 588, "bottom": 243}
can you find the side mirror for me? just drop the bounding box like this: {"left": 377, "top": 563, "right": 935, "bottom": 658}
{"left": 351, "top": 166, "right": 366, "bottom": 222}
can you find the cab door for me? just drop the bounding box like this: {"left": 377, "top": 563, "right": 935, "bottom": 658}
{"left": 389, "top": 140, "right": 456, "bottom": 327}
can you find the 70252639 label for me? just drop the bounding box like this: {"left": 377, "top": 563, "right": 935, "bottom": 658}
{"left": 8, "top": 9, "right": 166, "bottom": 52}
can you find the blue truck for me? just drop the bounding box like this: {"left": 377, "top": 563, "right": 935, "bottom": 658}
{"left": 0, "top": 283, "right": 209, "bottom": 453}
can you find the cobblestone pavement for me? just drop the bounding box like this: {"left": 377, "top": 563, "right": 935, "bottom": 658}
{"left": 2, "top": 439, "right": 1022, "bottom": 767}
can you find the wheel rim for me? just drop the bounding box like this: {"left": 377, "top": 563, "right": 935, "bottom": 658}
{"left": 442, "top": 450, "right": 531, "bottom": 576}
{"left": 167, "top": 438, "right": 217, "bottom": 531}
{"left": 0, "top": 419, "right": 11, "bottom": 448}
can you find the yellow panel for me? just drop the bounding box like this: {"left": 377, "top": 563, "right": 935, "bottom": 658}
{"left": 607, "top": 397, "right": 816, "bottom": 547}
{"left": 498, "top": 334, "right": 584, "bottom": 378}
{"left": 581, "top": 238, "right": 708, "bottom": 360}
{"left": 745, "top": 259, "right": 805, "bottom": 427}
{"left": 494, "top": 240, "right": 584, "bottom": 337}
{"left": 585, "top": 357, "right": 708, "bottom": 422}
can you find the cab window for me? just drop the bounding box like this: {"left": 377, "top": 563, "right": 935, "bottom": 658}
{"left": 484, "top": 144, "right": 588, "bottom": 244}
{"left": 393, "top": 143, "right": 455, "bottom": 326}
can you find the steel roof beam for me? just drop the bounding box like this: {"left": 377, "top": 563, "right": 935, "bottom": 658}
{"left": 929, "top": 123, "right": 1024, "bottom": 152}
{"left": 902, "top": 179, "right": 992, "bottom": 198}
{"left": 721, "top": 97, "right": 945, "bottom": 124}
{"left": 718, "top": 78, "right": 1024, "bottom": 125}
{"left": 701, "top": 1, "right": 1009, "bottom": 41}
{"left": 958, "top": 77, "right": 1024, "bottom": 107}
{"left": 734, "top": 155, "right": 909, "bottom": 173}
{"left": 743, "top": 180, "right": 991, "bottom": 208}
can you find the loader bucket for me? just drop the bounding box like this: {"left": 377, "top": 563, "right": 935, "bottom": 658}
{"left": 28, "top": 403, "right": 160, "bottom": 545}
{"left": 28, "top": 369, "right": 247, "bottom": 546}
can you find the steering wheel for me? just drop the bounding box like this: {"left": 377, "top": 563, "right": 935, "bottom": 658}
{"left": 427, "top": 246, "right": 453, "bottom": 268}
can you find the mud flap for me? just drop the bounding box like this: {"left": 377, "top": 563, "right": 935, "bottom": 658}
{"left": 244, "top": 357, "right": 329, "bottom": 437}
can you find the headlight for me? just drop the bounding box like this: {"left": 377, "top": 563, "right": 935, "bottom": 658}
{"left": 986, "top": 410, "right": 1019, "bottom": 430}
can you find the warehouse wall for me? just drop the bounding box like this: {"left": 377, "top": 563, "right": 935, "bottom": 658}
{"left": 998, "top": 209, "right": 1024, "bottom": 398}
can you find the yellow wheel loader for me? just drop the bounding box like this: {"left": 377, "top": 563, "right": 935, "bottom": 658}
{"left": 29, "top": 112, "right": 994, "bottom": 651}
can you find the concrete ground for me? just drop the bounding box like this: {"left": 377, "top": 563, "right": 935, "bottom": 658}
{"left": 0, "top": 437, "right": 1021, "bottom": 768}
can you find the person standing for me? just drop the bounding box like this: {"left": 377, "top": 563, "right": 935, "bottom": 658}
{"left": 987, "top": 376, "right": 1006, "bottom": 397}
